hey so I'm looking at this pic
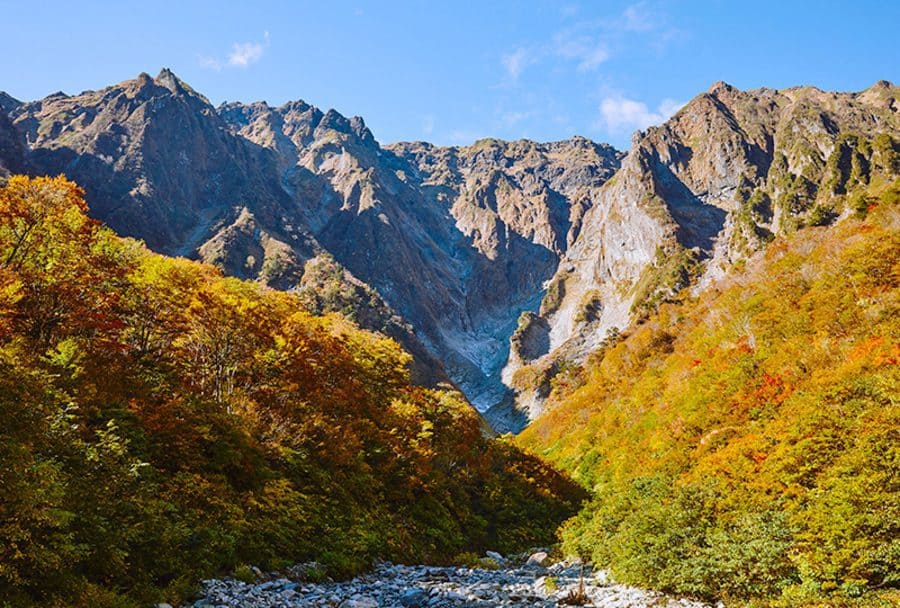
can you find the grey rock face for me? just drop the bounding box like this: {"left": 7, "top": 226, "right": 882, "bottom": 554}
{"left": 0, "top": 100, "right": 25, "bottom": 177}
{"left": 488, "top": 80, "right": 900, "bottom": 429}
{"left": 0, "top": 70, "right": 624, "bottom": 421}
{"left": 1, "top": 72, "right": 896, "bottom": 432}
{"left": 7, "top": 71, "right": 298, "bottom": 257}
{"left": 382, "top": 137, "right": 622, "bottom": 412}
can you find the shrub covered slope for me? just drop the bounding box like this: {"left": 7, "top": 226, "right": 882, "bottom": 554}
{"left": 0, "top": 176, "right": 585, "bottom": 607}
{"left": 518, "top": 183, "right": 900, "bottom": 606}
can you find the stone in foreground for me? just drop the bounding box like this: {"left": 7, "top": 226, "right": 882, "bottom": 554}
{"left": 189, "top": 560, "right": 714, "bottom": 607}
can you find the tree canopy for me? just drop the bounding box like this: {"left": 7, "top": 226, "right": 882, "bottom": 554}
{"left": 0, "top": 176, "right": 585, "bottom": 608}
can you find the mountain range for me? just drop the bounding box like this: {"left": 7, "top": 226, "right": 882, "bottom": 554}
{"left": 1, "top": 70, "right": 896, "bottom": 431}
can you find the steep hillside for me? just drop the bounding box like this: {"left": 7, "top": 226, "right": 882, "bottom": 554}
{"left": 518, "top": 184, "right": 900, "bottom": 605}
{"left": 220, "top": 104, "right": 622, "bottom": 412}
{"left": 6, "top": 71, "right": 304, "bottom": 261}
{"left": 385, "top": 137, "right": 621, "bottom": 416}
{"left": 295, "top": 252, "right": 450, "bottom": 387}
{"left": 1, "top": 70, "right": 624, "bottom": 420}
{"left": 0, "top": 94, "right": 25, "bottom": 176}
{"left": 1, "top": 73, "right": 897, "bottom": 432}
{"left": 0, "top": 176, "right": 584, "bottom": 608}
{"left": 496, "top": 81, "right": 899, "bottom": 429}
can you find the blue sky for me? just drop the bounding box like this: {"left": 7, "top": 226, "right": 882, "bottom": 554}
{"left": 1, "top": 0, "right": 897, "bottom": 149}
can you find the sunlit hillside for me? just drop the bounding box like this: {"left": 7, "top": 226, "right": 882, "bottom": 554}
{"left": 518, "top": 182, "right": 900, "bottom": 606}
{"left": 0, "top": 176, "right": 584, "bottom": 607}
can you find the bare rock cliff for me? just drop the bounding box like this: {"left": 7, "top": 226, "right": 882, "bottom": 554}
{"left": 1, "top": 72, "right": 896, "bottom": 432}
{"left": 488, "top": 81, "right": 899, "bottom": 430}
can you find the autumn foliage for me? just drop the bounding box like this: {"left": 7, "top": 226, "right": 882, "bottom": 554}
{"left": 518, "top": 183, "right": 900, "bottom": 605}
{"left": 0, "top": 176, "right": 585, "bottom": 607}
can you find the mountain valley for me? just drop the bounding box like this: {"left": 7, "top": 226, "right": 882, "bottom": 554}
{"left": 2, "top": 72, "right": 896, "bottom": 433}
{"left": 0, "top": 69, "right": 898, "bottom": 608}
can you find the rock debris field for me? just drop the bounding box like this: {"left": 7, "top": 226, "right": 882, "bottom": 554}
{"left": 184, "top": 553, "right": 716, "bottom": 608}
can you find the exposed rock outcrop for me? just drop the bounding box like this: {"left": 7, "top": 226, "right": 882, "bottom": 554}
{"left": 0, "top": 95, "right": 25, "bottom": 177}
{"left": 488, "top": 81, "right": 899, "bottom": 429}
{"left": 1, "top": 71, "right": 624, "bottom": 414}
{"left": 1, "top": 72, "right": 896, "bottom": 431}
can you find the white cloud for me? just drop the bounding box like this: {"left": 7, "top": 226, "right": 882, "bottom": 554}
{"left": 498, "top": 3, "right": 681, "bottom": 84}
{"left": 199, "top": 32, "right": 270, "bottom": 71}
{"left": 228, "top": 42, "right": 264, "bottom": 67}
{"left": 449, "top": 130, "right": 484, "bottom": 145}
{"left": 499, "top": 110, "right": 535, "bottom": 128}
{"left": 501, "top": 48, "right": 532, "bottom": 81}
{"left": 501, "top": 33, "right": 607, "bottom": 83}
{"left": 553, "top": 33, "right": 609, "bottom": 72}
{"left": 228, "top": 32, "right": 269, "bottom": 67}
{"left": 422, "top": 115, "right": 435, "bottom": 135}
{"left": 575, "top": 46, "right": 609, "bottom": 72}
{"left": 620, "top": 3, "right": 656, "bottom": 31}
{"left": 657, "top": 98, "right": 684, "bottom": 119}
{"left": 197, "top": 55, "right": 223, "bottom": 72}
{"left": 598, "top": 96, "right": 684, "bottom": 132}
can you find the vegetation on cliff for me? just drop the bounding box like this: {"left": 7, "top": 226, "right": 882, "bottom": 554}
{"left": 518, "top": 182, "right": 900, "bottom": 606}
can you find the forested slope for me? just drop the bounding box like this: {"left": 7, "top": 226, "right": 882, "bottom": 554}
{"left": 518, "top": 182, "right": 900, "bottom": 606}
{"left": 0, "top": 176, "right": 584, "bottom": 608}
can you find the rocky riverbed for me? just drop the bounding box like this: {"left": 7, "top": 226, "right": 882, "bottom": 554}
{"left": 184, "top": 553, "right": 716, "bottom": 608}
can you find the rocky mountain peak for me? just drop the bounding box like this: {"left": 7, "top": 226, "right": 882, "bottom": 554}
{"left": 864, "top": 79, "right": 894, "bottom": 93}
{"left": 313, "top": 108, "right": 376, "bottom": 145}
{"left": 279, "top": 98, "right": 316, "bottom": 113}
{"left": 0, "top": 91, "right": 21, "bottom": 114}
{"left": 1, "top": 73, "right": 895, "bottom": 434}
{"left": 561, "top": 134, "right": 597, "bottom": 149}
{"left": 858, "top": 79, "right": 899, "bottom": 110}
{"left": 217, "top": 100, "right": 280, "bottom": 134}
{"left": 148, "top": 68, "right": 213, "bottom": 109}
{"left": 349, "top": 115, "right": 375, "bottom": 144}
{"left": 154, "top": 67, "right": 182, "bottom": 92}
{"left": 489, "top": 79, "right": 899, "bottom": 431}
{"left": 706, "top": 79, "right": 736, "bottom": 95}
